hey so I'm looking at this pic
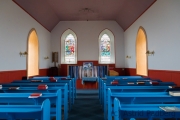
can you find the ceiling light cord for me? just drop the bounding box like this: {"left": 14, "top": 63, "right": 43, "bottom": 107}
{"left": 79, "top": 8, "right": 94, "bottom": 21}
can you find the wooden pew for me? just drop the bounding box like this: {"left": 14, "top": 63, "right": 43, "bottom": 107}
{"left": 104, "top": 75, "right": 143, "bottom": 80}
{"left": 100, "top": 76, "right": 177, "bottom": 120}
{"left": 99, "top": 77, "right": 162, "bottom": 93}
{"left": 0, "top": 99, "right": 50, "bottom": 120}
{"left": 1, "top": 85, "right": 67, "bottom": 120}
{"left": 0, "top": 90, "right": 62, "bottom": 120}
{"left": 103, "top": 75, "right": 159, "bottom": 85}
{"left": 98, "top": 77, "right": 163, "bottom": 102}
{"left": 1, "top": 82, "right": 70, "bottom": 108}
{"left": 30, "top": 76, "right": 76, "bottom": 100}
{"left": 27, "top": 76, "right": 76, "bottom": 103}
{"left": 113, "top": 98, "right": 180, "bottom": 120}
{"left": 101, "top": 84, "right": 175, "bottom": 107}
{"left": 107, "top": 88, "right": 180, "bottom": 120}
{"left": 102, "top": 86, "right": 176, "bottom": 120}
{"left": 100, "top": 81, "right": 176, "bottom": 106}
{"left": 99, "top": 76, "right": 143, "bottom": 99}
{"left": 11, "top": 80, "right": 74, "bottom": 109}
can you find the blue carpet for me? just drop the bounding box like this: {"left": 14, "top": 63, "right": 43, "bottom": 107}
{"left": 68, "top": 89, "right": 103, "bottom": 120}
{"left": 68, "top": 99, "right": 103, "bottom": 120}
{"left": 76, "top": 89, "right": 99, "bottom": 99}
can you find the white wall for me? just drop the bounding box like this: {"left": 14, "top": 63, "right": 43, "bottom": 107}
{"left": 0, "top": 0, "right": 51, "bottom": 71}
{"left": 124, "top": 0, "right": 180, "bottom": 70}
{"left": 51, "top": 21, "right": 124, "bottom": 68}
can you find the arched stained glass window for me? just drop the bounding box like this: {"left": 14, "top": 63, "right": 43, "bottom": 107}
{"left": 100, "top": 34, "right": 111, "bottom": 62}
{"left": 61, "top": 29, "right": 77, "bottom": 64}
{"left": 99, "top": 29, "right": 115, "bottom": 64}
{"left": 65, "top": 34, "right": 75, "bottom": 62}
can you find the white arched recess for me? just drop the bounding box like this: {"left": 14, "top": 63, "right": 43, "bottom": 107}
{"left": 136, "top": 26, "right": 148, "bottom": 76}
{"left": 27, "top": 28, "right": 39, "bottom": 77}
{"left": 98, "top": 29, "right": 115, "bottom": 64}
{"left": 61, "top": 29, "right": 77, "bottom": 64}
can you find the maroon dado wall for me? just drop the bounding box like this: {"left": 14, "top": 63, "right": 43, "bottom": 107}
{"left": 0, "top": 69, "right": 48, "bottom": 83}
{"left": 0, "top": 61, "right": 124, "bottom": 89}
{"left": 125, "top": 68, "right": 180, "bottom": 86}
{"left": 1, "top": 67, "right": 180, "bottom": 88}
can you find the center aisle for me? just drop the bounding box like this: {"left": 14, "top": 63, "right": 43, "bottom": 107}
{"left": 68, "top": 89, "right": 104, "bottom": 120}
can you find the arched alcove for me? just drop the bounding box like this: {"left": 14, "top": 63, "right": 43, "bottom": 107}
{"left": 27, "top": 29, "right": 39, "bottom": 77}
{"left": 136, "top": 26, "right": 148, "bottom": 76}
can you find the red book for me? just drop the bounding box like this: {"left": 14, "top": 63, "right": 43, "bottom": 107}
{"left": 169, "top": 86, "right": 180, "bottom": 89}
{"left": 28, "top": 93, "right": 42, "bottom": 98}
{"left": 49, "top": 77, "right": 57, "bottom": 82}
{"left": 38, "top": 84, "right": 48, "bottom": 90}
{"left": 51, "top": 80, "right": 57, "bottom": 82}
{"left": 50, "top": 79, "right": 57, "bottom": 82}
{"left": 128, "top": 82, "right": 134, "bottom": 84}
{"left": 38, "top": 86, "right": 48, "bottom": 90}
{"left": 137, "top": 82, "right": 145, "bottom": 85}
{"left": 38, "top": 84, "right": 47, "bottom": 87}
{"left": 111, "top": 80, "right": 119, "bottom": 85}
{"left": 150, "top": 81, "right": 159, "bottom": 85}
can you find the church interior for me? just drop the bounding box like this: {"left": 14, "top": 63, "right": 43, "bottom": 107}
{"left": 0, "top": 0, "right": 180, "bottom": 120}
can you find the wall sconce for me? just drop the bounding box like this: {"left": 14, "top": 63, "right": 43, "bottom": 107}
{"left": 126, "top": 55, "right": 131, "bottom": 59}
{"left": 146, "top": 50, "right": 155, "bottom": 56}
{"left": 19, "top": 51, "right": 28, "bottom": 56}
{"left": 44, "top": 56, "right": 49, "bottom": 59}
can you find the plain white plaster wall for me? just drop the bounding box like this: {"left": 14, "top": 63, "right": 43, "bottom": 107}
{"left": 124, "top": 0, "right": 180, "bottom": 70}
{"left": 0, "top": 0, "right": 51, "bottom": 71}
{"left": 51, "top": 21, "right": 124, "bottom": 68}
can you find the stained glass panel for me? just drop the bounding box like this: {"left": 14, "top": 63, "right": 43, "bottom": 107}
{"left": 100, "top": 34, "right": 111, "bottom": 62}
{"left": 65, "top": 34, "right": 75, "bottom": 62}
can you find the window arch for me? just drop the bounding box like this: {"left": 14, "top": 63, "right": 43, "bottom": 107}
{"left": 136, "top": 26, "right": 148, "bottom": 76}
{"left": 61, "top": 29, "right": 77, "bottom": 64}
{"left": 99, "top": 29, "right": 115, "bottom": 64}
{"left": 27, "top": 28, "right": 39, "bottom": 77}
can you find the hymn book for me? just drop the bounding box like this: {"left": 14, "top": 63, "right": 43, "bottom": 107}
{"left": 159, "top": 106, "right": 180, "bottom": 112}
{"left": 169, "top": 91, "right": 180, "bottom": 96}
{"left": 38, "top": 84, "right": 48, "bottom": 90}
{"left": 31, "top": 80, "right": 43, "bottom": 82}
{"left": 149, "top": 81, "right": 159, "bottom": 85}
{"left": 49, "top": 77, "right": 57, "bottom": 82}
{"left": 111, "top": 80, "right": 119, "bottom": 85}
{"left": 136, "top": 82, "right": 145, "bottom": 85}
{"left": 9, "top": 87, "right": 20, "bottom": 90}
{"left": 128, "top": 82, "right": 134, "bottom": 84}
{"left": 28, "top": 93, "right": 42, "bottom": 98}
{"left": 169, "top": 86, "right": 180, "bottom": 89}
